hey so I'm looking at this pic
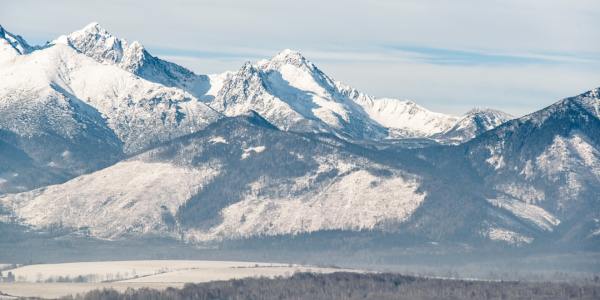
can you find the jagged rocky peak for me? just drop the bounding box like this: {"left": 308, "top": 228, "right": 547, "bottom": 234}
{"left": 0, "top": 24, "right": 34, "bottom": 55}
{"left": 240, "top": 60, "right": 261, "bottom": 74}
{"left": 258, "top": 49, "right": 327, "bottom": 78}
{"left": 54, "top": 22, "right": 147, "bottom": 70}
{"left": 222, "top": 61, "right": 263, "bottom": 88}
{"left": 260, "top": 49, "right": 339, "bottom": 94}
{"left": 59, "top": 22, "right": 129, "bottom": 63}
{"left": 54, "top": 22, "right": 214, "bottom": 97}
{"left": 265, "top": 49, "right": 312, "bottom": 68}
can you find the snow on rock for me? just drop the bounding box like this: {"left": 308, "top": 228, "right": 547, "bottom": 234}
{"left": 0, "top": 160, "right": 220, "bottom": 239}
{"left": 0, "top": 24, "right": 34, "bottom": 58}
{"left": 187, "top": 170, "right": 426, "bottom": 241}
{"left": 54, "top": 22, "right": 219, "bottom": 101}
{"left": 485, "top": 227, "right": 533, "bottom": 245}
{"left": 494, "top": 183, "right": 545, "bottom": 204}
{"left": 434, "top": 108, "right": 513, "bottom": 143}
{"left": 209, "top": 136, "right": 228, "bottom": 144}
{"left": 485, "top": 146, "right": 506, "bottom": 170}
{"left": 532, "top": 133, "right": 600, "bottom": 208}
{"left": 241, "top": 146, "right": 266, "bottom": 160}
{"left": 536, "top": 134, "right": 600, "bottom": 179}
{"left": 205, "top": 71, "right": 233, "bottom": 99}
{"left": 522, "top": 87, "right": 600, "bottom": 126}
{"left": 488, "top": 197, "right": 560, "bottom": 231}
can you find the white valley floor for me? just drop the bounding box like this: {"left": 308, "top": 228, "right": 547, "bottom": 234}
{"left": 0, "top": 260, "right": 359, "bottom": 298}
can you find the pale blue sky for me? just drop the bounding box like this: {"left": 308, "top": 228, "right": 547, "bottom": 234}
{"left": 2, "top": 0, "right": 599, "bottom": 116}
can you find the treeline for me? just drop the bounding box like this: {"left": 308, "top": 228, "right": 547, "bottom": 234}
{"left": 61, "top": 272, "right": 600, "bottom": 300}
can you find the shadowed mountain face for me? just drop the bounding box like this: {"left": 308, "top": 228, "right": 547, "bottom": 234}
{"left": 460, "top": 89, "right": 600, "bottom": 242}
{"left": 433, "top": 109, "right": 514, "bottom": 143}
{"left": 0, "top": 23, "right": 598, "bottom": 251}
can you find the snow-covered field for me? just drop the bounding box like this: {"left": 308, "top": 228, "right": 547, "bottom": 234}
{"left": 0, "top": 282, "right": 180, "bottom": 299}
{"left": 0, "top": 260, "right": 360, "bottom": 298}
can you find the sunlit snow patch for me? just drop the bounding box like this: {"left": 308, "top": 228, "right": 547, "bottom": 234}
{"left": 486, "top": 228, "right": 533, "bottom": 245}
{"left": 209, "top": 136, "right": 228, "bottom": 144}
{"left": 488, "top": 197, "right": 560, "bottom": 231}
{"left": 241, "top": 146, "right": 266, "bottom": 160}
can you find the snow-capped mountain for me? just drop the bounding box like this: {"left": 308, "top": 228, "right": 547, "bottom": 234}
{"left": 0, "top": 24, "right": 220, "bottom": 193}
{"left": 1, "top": 37, "right": 220, "bottom": 153}
{"left": 433, "top": 108, "right": 514, "bottom": 143}
{"left": 210, "top": 49, "right": 504, "bottom": 142}
{"left": 52, "top": 23, "right": 510, "bottom": 143}
{"left": 209, "top": 49, "right": 389, "bottom": 140}
{"left": 54, "top": 22, "right": 220, "bottom": 101}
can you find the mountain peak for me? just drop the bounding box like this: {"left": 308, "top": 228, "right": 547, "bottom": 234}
{"left": 561, "top": 87, "right": 600, "bottom": 118}
{"left": 56, "top": 22, "right": 140, "bottom": 66}
{"left": 273, "top": 49, "right": 305, "bottom": 60}
{"left": 0, "top": 24, "right": 33, "bottom": 55}
{"left": 82, "top": 22, "right": 103, "bottom": 32}
{"left": 71, "top": 22, "right": 114, "bottom": 40}
{"left": 266, "top": 49, "right": 313, "bottom": 69}
{"left": 465, "top": 107, "right": 512, "bottom": 118}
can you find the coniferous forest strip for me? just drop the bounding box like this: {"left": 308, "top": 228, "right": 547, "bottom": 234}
{"left": 57, "top": 272, "right": 600, "bottom": 300}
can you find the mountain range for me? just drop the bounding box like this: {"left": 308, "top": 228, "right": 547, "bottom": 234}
{"left": 0, "top": 23, "right": 597, "bottom": 250}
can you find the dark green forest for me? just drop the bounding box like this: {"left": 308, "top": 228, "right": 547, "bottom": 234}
{"left": 59, "top": 272, "right": 600, "bottom": 300}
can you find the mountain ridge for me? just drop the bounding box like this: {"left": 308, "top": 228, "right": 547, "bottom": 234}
{"left": 1, "top": 23, "right": 596, "bottom": 250}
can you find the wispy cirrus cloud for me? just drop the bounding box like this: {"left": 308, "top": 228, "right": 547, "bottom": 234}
{"left": 382, "top": 46, "right": 600, "bottom": 66}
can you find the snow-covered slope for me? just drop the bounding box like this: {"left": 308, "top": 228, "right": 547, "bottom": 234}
{"left": 0, "top": 26, "right": 124, "bottom": 193}
{"left": 335, "top": 82, "right": 459, "bottom": 138}
{"left": 2, "top": 160, "right": 219, "bottom": 239}
{"left": 433, "top": 108, "right": 513, "bottom": 143}
{"left": 54, "top": 22, "right": 221, "bottom": 101}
